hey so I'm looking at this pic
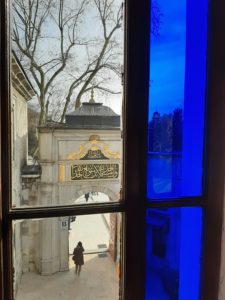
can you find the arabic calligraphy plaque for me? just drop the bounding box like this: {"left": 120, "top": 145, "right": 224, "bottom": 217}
{"left": 71, "top": 164, "right": 119, "bottom": 180}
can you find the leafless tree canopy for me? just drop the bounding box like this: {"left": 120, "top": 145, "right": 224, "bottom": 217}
{"left": 12, "top": 0, "right": 123, "bottom": 124}
{"left": 12, "top": 0, "right": 162, "bottom": 125}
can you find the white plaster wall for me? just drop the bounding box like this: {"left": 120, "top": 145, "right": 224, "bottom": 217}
{"left": 39, "top": 133, "right": 53, "bottom": 161}
{"left": 13, "top": 222, "right": 23, "bottom": 295}
{"left": 11, "top": 88, "right": 29, "bottom": 293}
{"left": 12, "top": 89, "right": 28, "bottom": 207}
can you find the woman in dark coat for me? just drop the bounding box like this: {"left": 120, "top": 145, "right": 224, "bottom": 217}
{"left": 73, "top": 241, "right": 84, "bottom": 276}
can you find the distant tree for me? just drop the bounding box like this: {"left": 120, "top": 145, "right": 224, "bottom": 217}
{"left": 172, "top": 108, "right": 183, "bottom": 152}
{"left": 149, "top": 108, "right": 183, "bottom": 153}
{"left": 149, "top": 112, "right": 163, "bottom": 152}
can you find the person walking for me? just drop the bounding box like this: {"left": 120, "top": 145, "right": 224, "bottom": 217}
{"left": 72, "top": 241, "right": 84, "bottom": 276}
{"left": 84, "top": 193, "right": 89, "bottom": 202}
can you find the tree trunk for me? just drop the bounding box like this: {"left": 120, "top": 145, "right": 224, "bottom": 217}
{"left": 75, "top": 96, "right": 81, "bottom": 109}
{"left": 60, "top": 95, "right": 71, "bottom": 123}
{"left": 38, "top": 94, "right": 47, "bottom": 125}
{"left": 39, "top": 107, "right": 46, "bottom": 125}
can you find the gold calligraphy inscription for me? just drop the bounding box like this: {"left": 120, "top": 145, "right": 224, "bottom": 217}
{"left": 71, "top": 164, "right": 119, "bottom": 180}
{"left": 66, "top": 136, "right": 120, "bottom": 160}
{"left": 59, "top": 164, "right": 65, "bottom": 182}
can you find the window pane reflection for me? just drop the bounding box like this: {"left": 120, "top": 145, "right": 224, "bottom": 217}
{"left": 147, "top": 0, "right": 208, "bottom": 199}
{"left": 146, "top": 208, "right": 203, "bottom": 300}
{"left": 13, "top": 213, "right": 122, "bottom": 299}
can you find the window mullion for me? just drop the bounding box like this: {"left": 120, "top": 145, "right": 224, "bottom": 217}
{"left": 7, "top": 202, "right": 125, "bottom": 220}
{"left": 146, "top": 197, "right": 206, "bottom": 209}
{"left": 124, "top": 0, "right": 150, "bottom": 299}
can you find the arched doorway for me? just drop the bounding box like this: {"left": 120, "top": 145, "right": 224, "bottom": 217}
{"left": 69, "top": 193, "right": 110, "bottom": 257}
{"left": 68, "top": 193, "right": 120, "bottom": 275}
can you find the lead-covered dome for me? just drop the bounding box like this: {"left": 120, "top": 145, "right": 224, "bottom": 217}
{"left": 65, "top": 102, "right": 120, "bottom": 129}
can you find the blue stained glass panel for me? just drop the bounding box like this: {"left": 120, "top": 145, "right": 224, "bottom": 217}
{"left": 147, "top": 0, "right": 208, "bottom": 199}
{"left": 145, "top": 207, "right": 203, "bottom": 300}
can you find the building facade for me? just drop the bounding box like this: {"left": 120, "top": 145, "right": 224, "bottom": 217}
{"left": 18, "top": 97, "right": 122, "bottom": 276}
{"left": 11, "top": 54, "right": 35, "bottom": 293}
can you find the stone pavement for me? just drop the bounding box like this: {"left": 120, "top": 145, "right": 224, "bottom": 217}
{"left": 15, "top": 253, "right": 119, "bottom": 300}
{"left": 15, "top": 208, "right": 119, "bottom": 300}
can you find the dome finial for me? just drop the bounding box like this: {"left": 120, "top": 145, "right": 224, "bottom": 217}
{"left": 89, "top": 89, "right": 95, "bottom": 103}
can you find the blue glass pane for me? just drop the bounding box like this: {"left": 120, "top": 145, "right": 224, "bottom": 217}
{"left": 147, "top": 0, "right": 208, "bottom": 199}
{"left": 145, "top": 207, "right": 203, "bottom": 300}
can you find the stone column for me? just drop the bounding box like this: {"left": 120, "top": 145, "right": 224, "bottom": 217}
{"left": 39, "top": 218, "right": 60, "bottom": 275}
{"left": 59, "top": 217, "right": 69, "bottom": 271}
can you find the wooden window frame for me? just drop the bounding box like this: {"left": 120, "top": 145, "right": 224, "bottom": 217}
{"left": 1, "top": 0, "right": 225, "bottom": 299}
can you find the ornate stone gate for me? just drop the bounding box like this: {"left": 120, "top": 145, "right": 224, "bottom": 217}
{"left": 36, "top": 100, "right": 121, "bottom": 274}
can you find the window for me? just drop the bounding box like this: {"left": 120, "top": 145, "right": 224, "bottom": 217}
{"left": 146, "top": 0, "right": 208, "bottom": 298}
{"left": 7, "top": 0, "right": 124, "bottom": 299}
{"left": 1, "top": 0, "right": 225, "bottom": 300}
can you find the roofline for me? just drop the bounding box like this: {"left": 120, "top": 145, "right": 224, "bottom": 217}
{"left": 12, "top": 50, "right": 36, "bottom": 101}
{"left": 38, "top": 126, "right": 121, "bottom": 133}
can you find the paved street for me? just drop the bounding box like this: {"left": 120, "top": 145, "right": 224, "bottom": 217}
{"left": 16, "top": 200, "right": 119, "bottom": 300}
{"left": 16, "top": 253, "right": 119, "bottom": 300}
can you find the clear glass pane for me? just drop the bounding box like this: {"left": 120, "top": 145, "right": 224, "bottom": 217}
{"left": 147, "top": 0, "right": 208, "bottom": 199}
{"left": 145, "top": 207, "right": 203, "bottom": 300}
{"left": 13, "top": 213, "right": 122, "bottom": 299}
{"left": 11, "top": 0, "right": 123, "bottom": 208}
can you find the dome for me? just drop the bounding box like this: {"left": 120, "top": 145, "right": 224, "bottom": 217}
{"left": 65, "top": 102, "right": 120, "bottom": 129}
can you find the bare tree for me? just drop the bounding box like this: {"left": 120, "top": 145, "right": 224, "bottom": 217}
{"left": 12, "top": 0, "right": 162, "bottom": 125}
{"left": 59, "top": 0, "right": 163, "bottom": 122}
{"left": 60, "top": 0, "right": 123, "bottom": 121}
{"left": 12, "top": 0, "right": 123, "bottom": 125}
